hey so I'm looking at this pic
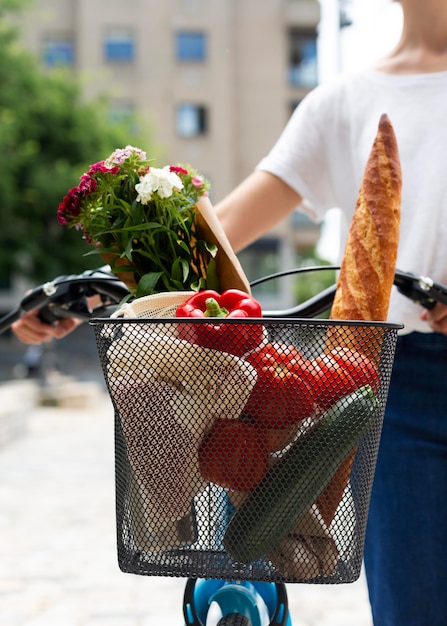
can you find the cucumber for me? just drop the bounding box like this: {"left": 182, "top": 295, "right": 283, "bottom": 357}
{"left": 223, "top": 385, "right": 380, "bottom": 563}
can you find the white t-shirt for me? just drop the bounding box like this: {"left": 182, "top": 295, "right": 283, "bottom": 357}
{"left": 257, "top": 68, "right": 447, "bottom": 333}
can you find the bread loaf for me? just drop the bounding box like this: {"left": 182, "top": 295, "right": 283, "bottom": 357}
{"left": 318, "top": 114, "right": 401, "bottom": 527}
{"left": 330, "top": 113, "right": 401, "bottom": 322}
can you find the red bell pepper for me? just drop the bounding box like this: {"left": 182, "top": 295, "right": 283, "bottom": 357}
{"left": 175, "top": 289, "right": 263, "bottom": 356}
{"left": 244, "top": 343, "right": 315, "bottom": 429}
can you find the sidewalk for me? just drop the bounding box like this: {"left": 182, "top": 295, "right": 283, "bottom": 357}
{"left": 0, "top": 383, "right": 373, "bottom": 626}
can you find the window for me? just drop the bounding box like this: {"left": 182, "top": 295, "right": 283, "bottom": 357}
{"left": 108, "top": 100, "right": 135, "bottom": 124}
{"left": 176, "top": 31, "right": 207, "bottom": 62}
{"left": 42, "top": 36, "right": 74, "bottom": 67}
{"left": 104, "top": 29, "right": 135, "bottom": 63}
{"left": 288, "top": 28, "right": 318, "bottom": 88}
{"left": 176, "top": 103, "right": 208, "bottom": 137}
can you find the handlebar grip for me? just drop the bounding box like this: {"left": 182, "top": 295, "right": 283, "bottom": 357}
{"left": 0, "top": 309, "right": 22, "bottom": 335}
{"left": 37, "top": 305, "right": 63, "bottom": 326}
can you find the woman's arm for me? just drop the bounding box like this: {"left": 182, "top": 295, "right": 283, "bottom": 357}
{"left": 214, "top": 170, "right": 303, "bottom": 253}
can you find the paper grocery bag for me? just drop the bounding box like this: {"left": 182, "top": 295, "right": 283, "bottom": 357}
{"left": 227, "top": 493, "right": 338, "bottom": 581}
{"left": 268, "top": 506, "right": 338, "bottom": 579}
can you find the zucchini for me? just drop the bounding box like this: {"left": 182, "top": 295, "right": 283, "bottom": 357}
{"left": 223, "top": 385, "right": 380, "bottom": 563}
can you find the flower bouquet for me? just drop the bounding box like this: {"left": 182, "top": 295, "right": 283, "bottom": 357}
{"left": 57, "top": 145, "right": 249, "bottom": 298}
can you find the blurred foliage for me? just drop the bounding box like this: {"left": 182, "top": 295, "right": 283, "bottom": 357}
{"left": 292, "top": 248, "right": 337, "bottom": 318}
{"left": 243, "top": 241, "right": 337, "bottom": 317}
{"left": 0, "top": 0, "right": 153, "bottom": 283}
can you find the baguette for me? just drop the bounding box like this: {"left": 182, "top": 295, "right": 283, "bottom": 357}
{"left": 330, "top": 113, "right": 402, "bottom": 322}
{"left": 318, "top": 114, "right": 402, "bottom": 526}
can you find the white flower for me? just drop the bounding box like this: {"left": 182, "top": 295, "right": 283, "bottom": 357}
{"left": 134, "top": 177, "right": 153, "bottom": 204}
{"left": 135, "top": 167, "right": 183, "bottom": 204}
{"left": 105, "top": 145, "right": 147, "bottom": 167}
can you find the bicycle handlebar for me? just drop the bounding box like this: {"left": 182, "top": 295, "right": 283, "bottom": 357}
{"left": 0, "top": 268, "right": 129, "bottom": 335}
{"left": 260, "top": 267, "right": 447, "bottom": 318}
{"left": 1, "top": 265, "right": 447, "bottom": 335}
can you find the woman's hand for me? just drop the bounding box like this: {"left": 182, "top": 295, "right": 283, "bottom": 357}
{"left": 11, "top": 310, "right": 81, "bottom": 345}
{"left": 420, "top": 303, "right": 447, "bottom": 335}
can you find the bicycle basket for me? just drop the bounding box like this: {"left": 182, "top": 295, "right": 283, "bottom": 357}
{"left": 92, "top": 317, "right": 400, "bottom": 584}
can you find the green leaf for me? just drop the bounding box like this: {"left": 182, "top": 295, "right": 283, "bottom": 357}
{"left": 136, "top": 271, "right": 164, "bottom": 297}
{"left": 124, "top": 237, "right": 133, "bottom": 260}
{"left": 96, "top": 222, "right": 169, "bottom": 235}
{"left": 176, "top": 240, "right": 191, "bottom": 254}
{"left": 204, "top": 241, "right": 218, "bottom": 258}
{"left": 205, "top": 258, "right": 220, "bottom": 290}
{"left": 171, "top": 257, "right": 182, "bottom": 283}
{"left": 179, "top": 257, "right": 190, "bottom": 283}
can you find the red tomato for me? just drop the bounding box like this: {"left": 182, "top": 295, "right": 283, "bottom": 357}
{"left": 244, "top": 344, "right": 315, "bottom": 429}
{"left": 198, "top": 419, "right": 269, "bottom": 492}
{"left": 328, "top": 347, "right": 380, "bottom": 393}
{"left": 292, "top": 354, "right": 357, "bottom": 411}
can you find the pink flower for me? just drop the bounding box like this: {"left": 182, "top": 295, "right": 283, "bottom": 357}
{"left": 191, "top": 175, "right": 204, "bottom": 188}
{"left": 87, "top": 160, "right": 119, "bottom": 176}
{"left": 57, "top": 188, "right": 81, "bottom": 225}
{"left": 169, "top": 165, "right": 188, "bottom": 176}
{"left": 105, "top": 145, "right": 147, "bottom": 166}
{"left": 78, "top": 174, "right": 97, "bottom": 195}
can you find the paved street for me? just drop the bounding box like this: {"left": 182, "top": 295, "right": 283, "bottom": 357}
{"left": 0, "top": 383, "right": 373, "bottom": 626}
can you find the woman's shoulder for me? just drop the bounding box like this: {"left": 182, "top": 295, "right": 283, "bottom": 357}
{"left": 302, "top": 70, "right": 377, "bottom": 110}
{"left": 295, "top": 70, "right": 375, "bottom": 126}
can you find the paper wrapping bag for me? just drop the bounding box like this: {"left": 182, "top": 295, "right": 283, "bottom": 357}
{"left": 268, "top": 505, "right": 338, "bottom": 579}
{"left": 228, "top": 485, "right": 338, "bottom": 580}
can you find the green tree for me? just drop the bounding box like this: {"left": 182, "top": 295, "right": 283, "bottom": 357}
{"left": 0, "top": 0, "right": 152, "bottom": 283}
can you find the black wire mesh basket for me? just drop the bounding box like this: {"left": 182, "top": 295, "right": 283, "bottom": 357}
{"left": 92, "top": 317, "right": 400, "bottom": 584}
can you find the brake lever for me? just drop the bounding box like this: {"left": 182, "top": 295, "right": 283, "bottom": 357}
{"left": 0, "top": 270, "right": 130, "bottom": 334}
{"left": 37, "top": 285, "right": 92, "bottom": 325}
{"left": 36, "top": 277, "right": 130, "bottom": 324}
{"left": 393, "top": 270, "right": 447, "bottom": 310}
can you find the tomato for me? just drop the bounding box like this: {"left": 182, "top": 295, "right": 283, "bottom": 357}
{"left": 328, "top": 347, "right": 380, "bottom": 393}
{"left": 266, "top": 422, "right": 300, "bottom": 452}
{"left": 291, "top": 353, "right": 357, "bottom": 411}
{"left": 198, "top": 419, "right": 269, "bottom": 492}
{"left": 244, "top": 344, "right": 315, "bottom": 429}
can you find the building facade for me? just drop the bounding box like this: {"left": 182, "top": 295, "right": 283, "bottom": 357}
{"left": 19, "top": 0, "right": 320, "bottom": 198}
{"left": 14, "top": 0, "right": 322, "bottom": 308}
